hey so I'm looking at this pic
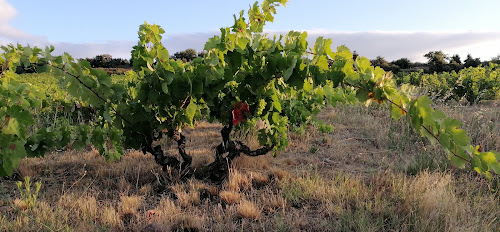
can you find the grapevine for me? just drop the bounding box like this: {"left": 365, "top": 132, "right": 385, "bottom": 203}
{"left": 0, "top": 0, "right": 499, "bottom": 180}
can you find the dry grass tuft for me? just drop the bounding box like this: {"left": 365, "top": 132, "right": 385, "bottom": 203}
{"left": 236, "top": 200, "right": 261, "bottom": 220}
{"left": 269, "top": 167, "right": 289, "bottom": 180}
{"left": 74, "top": 195, "right": 99, "bottom": 222}
{"left": 249, "top": 171, "right": 270, "bottom": 187}
{"left": 219, "top": 190, "right": 240, "bottom": 205}
{"left": 228, "top": 169, "right": 252, "bottom": 192}
{"left": 155, "top": 198, "right": 181, "bottom": 222}
{"left": 56, "top": 194, "right": 99, "bottom": 222}
{"left": 118, "top": 195, "right": 143, "bottom": 216}
{"left": 34, "top": 201, "right": 72, "bottom": 230}
{"left": 406, "top": 171, "right": 498, "bottom": 231}
{"left": 12, "top": 199, "right": 28, "bottom": 211}
{"left": 261, "top": 190, "right": 286, "bottom": 212}
{"left": 172, "top": 215, "right": 204, "bottom": 231}
{"left": 171, "top": 182, "right": 201, "bottom": 207}
{"left": 100, "top": 205, "right": 121, "bottom": 228}
{"left": 144, "top": 209, "right": 162, "bottom": 223}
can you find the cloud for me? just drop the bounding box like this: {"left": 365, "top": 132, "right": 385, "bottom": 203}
{"left": 2, "top": 29, "right": 500, "bottom": 63}
{"left": 18, "top": 32, "right": 217, "bottom": 59}
{"left": 0, "top": 0, "right": 39, "bottom": 41}
{"left": 50, "top": 41, "right": 136, "bottom": 59}
{"left": 0, "top": 1, "right": 498, "bottom": 63}
{"left": 159, "top": 30, "right": 500, "bottom": 62}
{"left": 301, "top": 30, "right": 500, "bottom": 62}
{"left": 163, "top": 32, "right": 217, "bottom": 55}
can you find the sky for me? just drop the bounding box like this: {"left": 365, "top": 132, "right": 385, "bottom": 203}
{"left": 1, "top": 0, "right": 500, "bottom": 62}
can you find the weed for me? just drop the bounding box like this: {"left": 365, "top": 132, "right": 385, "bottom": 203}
{"left": 15, "top": 176, "right": 41, "bottom": 209}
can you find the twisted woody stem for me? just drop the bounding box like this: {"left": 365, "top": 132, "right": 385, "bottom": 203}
{"left": 215, "top": 113, "right": 274, "bottom": 162}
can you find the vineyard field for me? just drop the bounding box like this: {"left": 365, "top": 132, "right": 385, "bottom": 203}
{"left": 395, "top": 64, "right": 500, "bottom": 104}
{"left": 2, "top": 0, "right": 500, "bottom": 231}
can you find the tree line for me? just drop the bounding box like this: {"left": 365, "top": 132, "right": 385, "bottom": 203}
{"left": 14, "top": 48, "right": 499, "bottom": 75}
{"left": 370, "top": 51, "right": 500, "bottom": 74}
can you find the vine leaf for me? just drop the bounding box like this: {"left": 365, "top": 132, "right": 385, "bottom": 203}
{"left": 186, "top": 100, "right": 198, "bottom": 125}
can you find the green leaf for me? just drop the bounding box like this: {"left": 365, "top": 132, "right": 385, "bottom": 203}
{"left": 96, "top": 72, "right": 112, "bottom": 88}
{"left": 271, "top": 112, "right": 280, "bottom": 124}
{"left": 0, "top": 140, "right": 26, "bottom": 176}
{"left": 103, "top": 110, "right": 113, "bottom": 122}
{"left": 272, "top": 94, "right": 282, "bottom": 113}
{"left": 9, "top": 106, "right": 34, "bottom": 125}
{"left": 438, "top": 133, "right": 451, "bottom": 149}
{"left": 165, "top": 71, "right": 175, "bottom": 85}
{"left": 355, "top": 89, "right": 370, "bottom": 103}
{"left": 186, "top": 99, "right": 197, "bottom": 123}
{"left": 409, "top": 104, "right": 422, "bottom": 130}
{"left": 323, "top": 39, "right": 335, "bottom": 58}
{"left": 2, "top": 118, "right": 22, "bottom": 138}
{"left": 336, "top": 46, "right": 352, "bottom": 61}
{"left": 161, "top": 82, "right": 169, "bottom": 94}
{"left": 444, "top": 118, "right": 470, "bottom": 146}
{"left": 390, "top": 104, "right": 405, "bottom": 120}
{"left": 283, "top": 58, "right": 297, "bottom": 81}
{"left": 204, "top": 36, "right": 221, "bottom": 50}
{"left": 236, "top": 36, "right": 250, "bottom": 50}
{"left": 303, "top": 78, "right": 313, "bottom": 93}
{"left": 313, "top": 37, "right": 325, "bottom": 56}
{"left": 316, "top": 56, "right": 329, "bottom": 71}
{"left": 479, "top": 151, "right": 498, "bottom": 165}
{"left": 450, "top": 155, "right": 467, "bottom": 169}
{"left": 415, "top": 96, "right": 434, "bottom": 126}
{"left": 207, "top": 51, "right": 219, "bottom": 66}
{"left": 157, "top": 49, "right": 169, "bottom": 61}
{"left": 356, "top": 56, "right": 372, "bottom": 72}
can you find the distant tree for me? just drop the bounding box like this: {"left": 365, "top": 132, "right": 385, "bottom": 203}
{"left": 412, "top": 62, "right": 429, "bottom": 73}
{"left": 392, "top": 58, "right": 412, "bottom": 70}
{"left": 448, "top": 54, "right": 463, "bottom": 72}
{"left": 174, "top": 48, "right": 197, "bottom": 62}
{"left": 85, "top": 54, "right": 132, "bottom": 69}
{"left": 464, "top": 54, "right": 481, "bottom": 68}
{"left": 424, "top": 51, "right": 448, "bottom": 73}
{"left": 86, "top": 54, "right": 112, "bottom": 68}
{"left": 197, "top": 51, "right": 207, "bottom": 58}
{"left": 370, "top": 56, "right": 391, "bottom": 71}
{"left": 450, "top": 54, "right": 461, "bottom": 64}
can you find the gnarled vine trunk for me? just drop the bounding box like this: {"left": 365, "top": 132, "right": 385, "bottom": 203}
{"left": 148, "top": 120, "right": 273, "bottom": 183}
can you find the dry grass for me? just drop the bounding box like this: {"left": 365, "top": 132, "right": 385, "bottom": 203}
{"left": 119, "top": 195, "right": 143, "bottom": 215}
{"left": 100, "top": 205, "right": 121, "bottom": 228}
{"left": 228, "top": 169, "right": 252, "bottom": 192}
{"left": 1, "top": 104, "right": 499, "bottom": 231}
{"left": 154, "top": 198, "right": 181, "bottom": 222}
{"left": 171, "top": 181, "right": 203, "bottom": 208}
{"left": 237, "top": 200, "right": 262, "bottom": 220}
{"left": 219, "top": 190, "right": 241, "bottom": 205}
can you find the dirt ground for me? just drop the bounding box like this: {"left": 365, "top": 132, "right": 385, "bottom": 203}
{"left": 1, "top": 104, "right": 499, "bottom": 231}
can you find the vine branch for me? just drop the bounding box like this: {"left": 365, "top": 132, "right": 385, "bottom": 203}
{"left": 305, "top": 50, "right": 473, "bottom": 164}
{"left": 53, "top": 63, "right": 133, "bottom": 126}
{"left": 0, "top": 116, "right": 10, "bottom": 130}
